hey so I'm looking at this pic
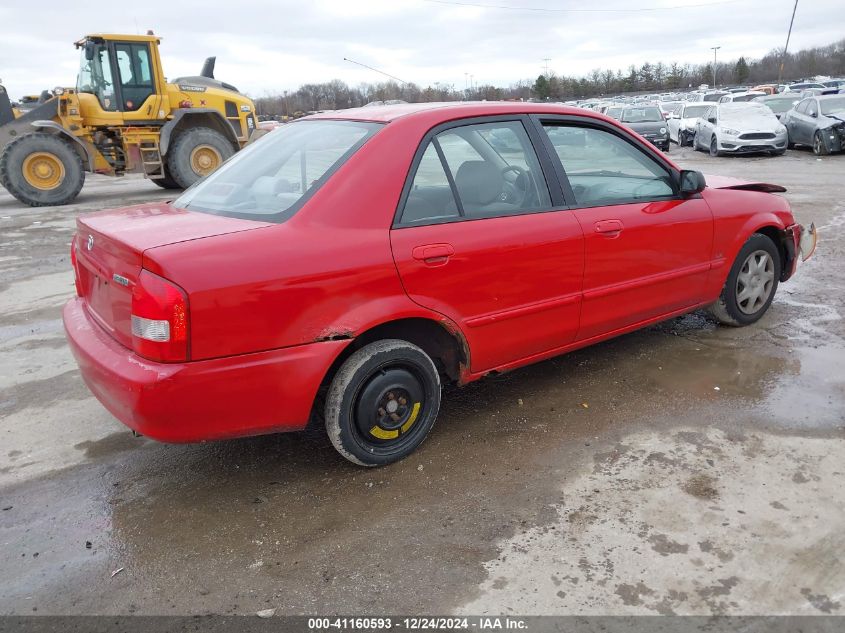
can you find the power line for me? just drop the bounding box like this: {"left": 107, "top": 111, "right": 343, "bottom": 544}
{"left": 424, "top": 0, "right": 747, "bottom": 13}
{"left": 342, "top": 57, "right": 408, "bottom": 85}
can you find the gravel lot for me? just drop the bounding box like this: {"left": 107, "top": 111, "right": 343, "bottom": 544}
{"left": 1, "top": 146, "right": 843, "bottom": 616}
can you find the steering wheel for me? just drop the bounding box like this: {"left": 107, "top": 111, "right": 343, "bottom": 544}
{"left": 500, "top": 165, "right": 533, "bottom": 207}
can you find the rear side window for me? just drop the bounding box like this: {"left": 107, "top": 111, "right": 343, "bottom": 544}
{"left": 542, "top": 124, "right": 675, "bottom": 206}
{"left": 174, "top": 120, "right": 382, "bottom": 222}
{"left": 398, "top": 120, "right": 551, "bottom": 225}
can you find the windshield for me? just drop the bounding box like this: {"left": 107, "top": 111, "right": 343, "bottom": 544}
{"left": 606, "top": 107, "right": 624, "bottom": 119}
{"left": 174, "top": 120, "right": 382, "bottom": 223}
{"left": 683, "top": 105, "right": 711, "bottom": 118}
{"left": 821, "top": 97, "right": 845, "bottom": 116}
{"left": 702, "top": 93, "right": 725, "bottom": 102}
{"left": 621, "top": 107, "right": 662, "bottom": 123}
{"left": 764, "top": 97, "right": 800, "bottom": 113}
{"left": 732, "top": 93, "right": 762, "bottom": 102}
{"left": 77, "top": 43, "right": 117, "bottom": 111}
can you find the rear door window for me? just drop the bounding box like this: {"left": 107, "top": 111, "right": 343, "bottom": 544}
{"left": 398, "top": 120, "right": 551, "bottom": 225}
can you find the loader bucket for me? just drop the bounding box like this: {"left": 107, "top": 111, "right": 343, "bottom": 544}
{"left": 0, "top": 85, "right": 14, "bottom": 127}
{"left": 0, "top": 95, "right": 59, "bottom": 151}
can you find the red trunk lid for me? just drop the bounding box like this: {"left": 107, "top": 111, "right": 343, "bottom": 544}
{"left": 74, "top": 202, "right": 271, "bottom": 348}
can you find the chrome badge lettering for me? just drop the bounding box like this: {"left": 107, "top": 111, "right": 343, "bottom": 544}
{"left": 112, "top": 274, "right": 130, "bottom": 287}
{"left": 86, "top": 235, "right": 94, "bottom": 251}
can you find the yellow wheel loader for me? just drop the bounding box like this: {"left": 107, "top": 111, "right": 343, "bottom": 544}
{"left": 0, "top": 33, "right": 258, "bottom": 207}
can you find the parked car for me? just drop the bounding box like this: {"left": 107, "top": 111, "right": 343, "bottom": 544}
{"left": 718, "top": 91, "right": 766, "bottom": 103}
{"left": 692, "top": 91, "right": 729, "bottom": 102}
{"left": 751, "top": 84, "right": 778, "bottom": 95}
{"left": 63, "top": 102, "right": 816, "bottom": 466}
{"left": 784, "top": 82, "right": 826, "bottom": 93}
{"left": 669, "top": 103, "right": 712, "bottom": 146}
{"left": 620, "top": 106, "right": 670, "bottom": 151}
{"left": 782, "top": 94, "right": 845, "bottom": 155}
{"left": 693, "top": 102, "right": 788, "bottom": 156}
{"left": 604, "top": 105, "right": 624, "bottom": 120}
{"left": 753, "top": 94, "right": 802, "bottom": 120}
{"left": 821, "top": 79, "right": 845, "bottom": 91}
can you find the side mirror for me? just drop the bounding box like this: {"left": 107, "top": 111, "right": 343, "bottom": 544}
{"left": 84, "top": 40, "right": 96, "bottom": 61}
{"left": 708, "top": 117, "right": 717, "bottom": 124}
{"left": 810, "top": 110, "right": 818, "bottom": 118}
{"left": 679, "top": 170, "right": 706, "bottom": 195}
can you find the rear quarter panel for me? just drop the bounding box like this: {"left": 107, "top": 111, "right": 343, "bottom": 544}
{"left": 143, "top": 116, "right": 461, "bottom": 362}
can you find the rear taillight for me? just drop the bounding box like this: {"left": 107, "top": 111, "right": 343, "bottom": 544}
{"left": 70, "top": 235, "right": 82, "bottom": 297}
{"left": 131, "top": 270, "right": 189, "bottom": 362}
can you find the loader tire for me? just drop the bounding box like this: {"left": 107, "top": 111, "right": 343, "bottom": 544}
{"left": 150, "top": 165, "right": 182, "bottom": 190}
{"left": 0, "top": 133, "right": 84, "bottom": 207}
{"left": 166, "top": 127, "right": 234, "bottom": 189}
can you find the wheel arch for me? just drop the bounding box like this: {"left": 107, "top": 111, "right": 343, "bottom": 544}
{"left": 29, "top": 121, "right": 95, "bottom": 171}
{"left": 754, "top": 224, "right": 795, "bottom": 282}
{"left": 319, "top": 316, "right": 470, "bottom": 394}
{"left": 160, "top": 109, "right": 239, "bottom": 156}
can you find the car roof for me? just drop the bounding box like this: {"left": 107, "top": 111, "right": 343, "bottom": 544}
{"left": 304, "top": 101, "right": 599, "bottom": 123}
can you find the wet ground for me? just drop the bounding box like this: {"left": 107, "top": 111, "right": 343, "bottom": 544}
{"left": 1, "top": 147, "right": 843, "bottom": 616}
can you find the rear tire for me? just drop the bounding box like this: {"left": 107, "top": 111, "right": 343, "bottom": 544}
{"left": 0, "top": 132, "right": 84, "bottom": 206}
{"left": 325, "top": 339, "right": 441, "bottom": 467}
{"left": 166, "top": 127, "right": 234, "bottom": 189}
{"left": 708, "top": 233, "right": 780, "bottom": 327}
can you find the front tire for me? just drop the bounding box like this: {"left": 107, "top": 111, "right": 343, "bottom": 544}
{"left": 708, "top": 233, "right": 780, "bottom": 326}
{"left": 813, "top": 130, "right": 830, "bottom": 156}
{"left": 325, "top": 340, "right": 442, "bottom": 467}
{"left": 150, "top": 164, "right": 182, "bottom": 190}
{"left": 166, "top": 127, "right": 235, "bottom": 189}
{"left": 709, "top": 136, "right": 721, "bottom": 157}
{"left": 0, "top": 132, "right": 85, "bottom": 206}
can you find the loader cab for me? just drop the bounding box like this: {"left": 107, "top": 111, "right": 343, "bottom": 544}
{"left": 75, "top": 34, "right": 166, "bottom": 125}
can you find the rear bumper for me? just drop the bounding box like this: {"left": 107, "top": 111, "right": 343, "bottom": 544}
{"left": 63, "top": 298, "right": 346, "bottom": 442}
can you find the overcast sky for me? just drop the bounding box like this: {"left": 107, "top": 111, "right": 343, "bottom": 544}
{"left": 1, "top": 0, "right": 840, "bottom": 98}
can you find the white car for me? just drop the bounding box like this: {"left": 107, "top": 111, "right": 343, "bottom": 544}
{"left": 693, "top": 102, "right": 789, "bottom": 156}
{"left": 718, "top": 91, "right": 766, "bottom": 103}
{"left": 669, "top": 103, "right": 712, "bottom": 146}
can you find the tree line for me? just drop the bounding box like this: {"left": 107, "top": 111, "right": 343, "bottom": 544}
{"left": 254, "top": 38, "right": 845, "bottom": 116}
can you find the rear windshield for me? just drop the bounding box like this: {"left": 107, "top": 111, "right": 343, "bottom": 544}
{"left": 621, "top": 107, "right": 663, "bottom": 122}
{"left": 174, "top": 120, "right": 382, "bottom": 222}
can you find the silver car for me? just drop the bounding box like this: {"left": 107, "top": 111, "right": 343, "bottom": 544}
{"left": 782, "top": 95, "right": 845, "bottom": 155}
{"left": 669, "top": 103, "right": 714, "bottom": 145}
{"left": 693, "top": 102, "right": 788, "bottom": 156}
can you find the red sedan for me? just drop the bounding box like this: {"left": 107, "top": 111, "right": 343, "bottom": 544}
{"left": 63, "top": 102, "right": 817, "bottom": 466}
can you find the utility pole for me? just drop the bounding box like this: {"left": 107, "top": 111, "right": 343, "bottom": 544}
{"left": 543, "top": 58, "right": 551, "bottom": 77}
{"left": 778, "top": 0, "right": 799, "bottom": 85}
{"left": 710, "top": 46, "right": 721, "bottom": 88}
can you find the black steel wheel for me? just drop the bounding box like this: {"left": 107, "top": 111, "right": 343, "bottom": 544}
{"left": 325, "top": 339, "right": 441, "bottom": 467}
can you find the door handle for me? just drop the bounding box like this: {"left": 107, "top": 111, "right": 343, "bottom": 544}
{"left": 412, "top": 243, "right": 454, "bottom": 265}
{"left": 594, "top": 220, "right": 624, "bottom": 235}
